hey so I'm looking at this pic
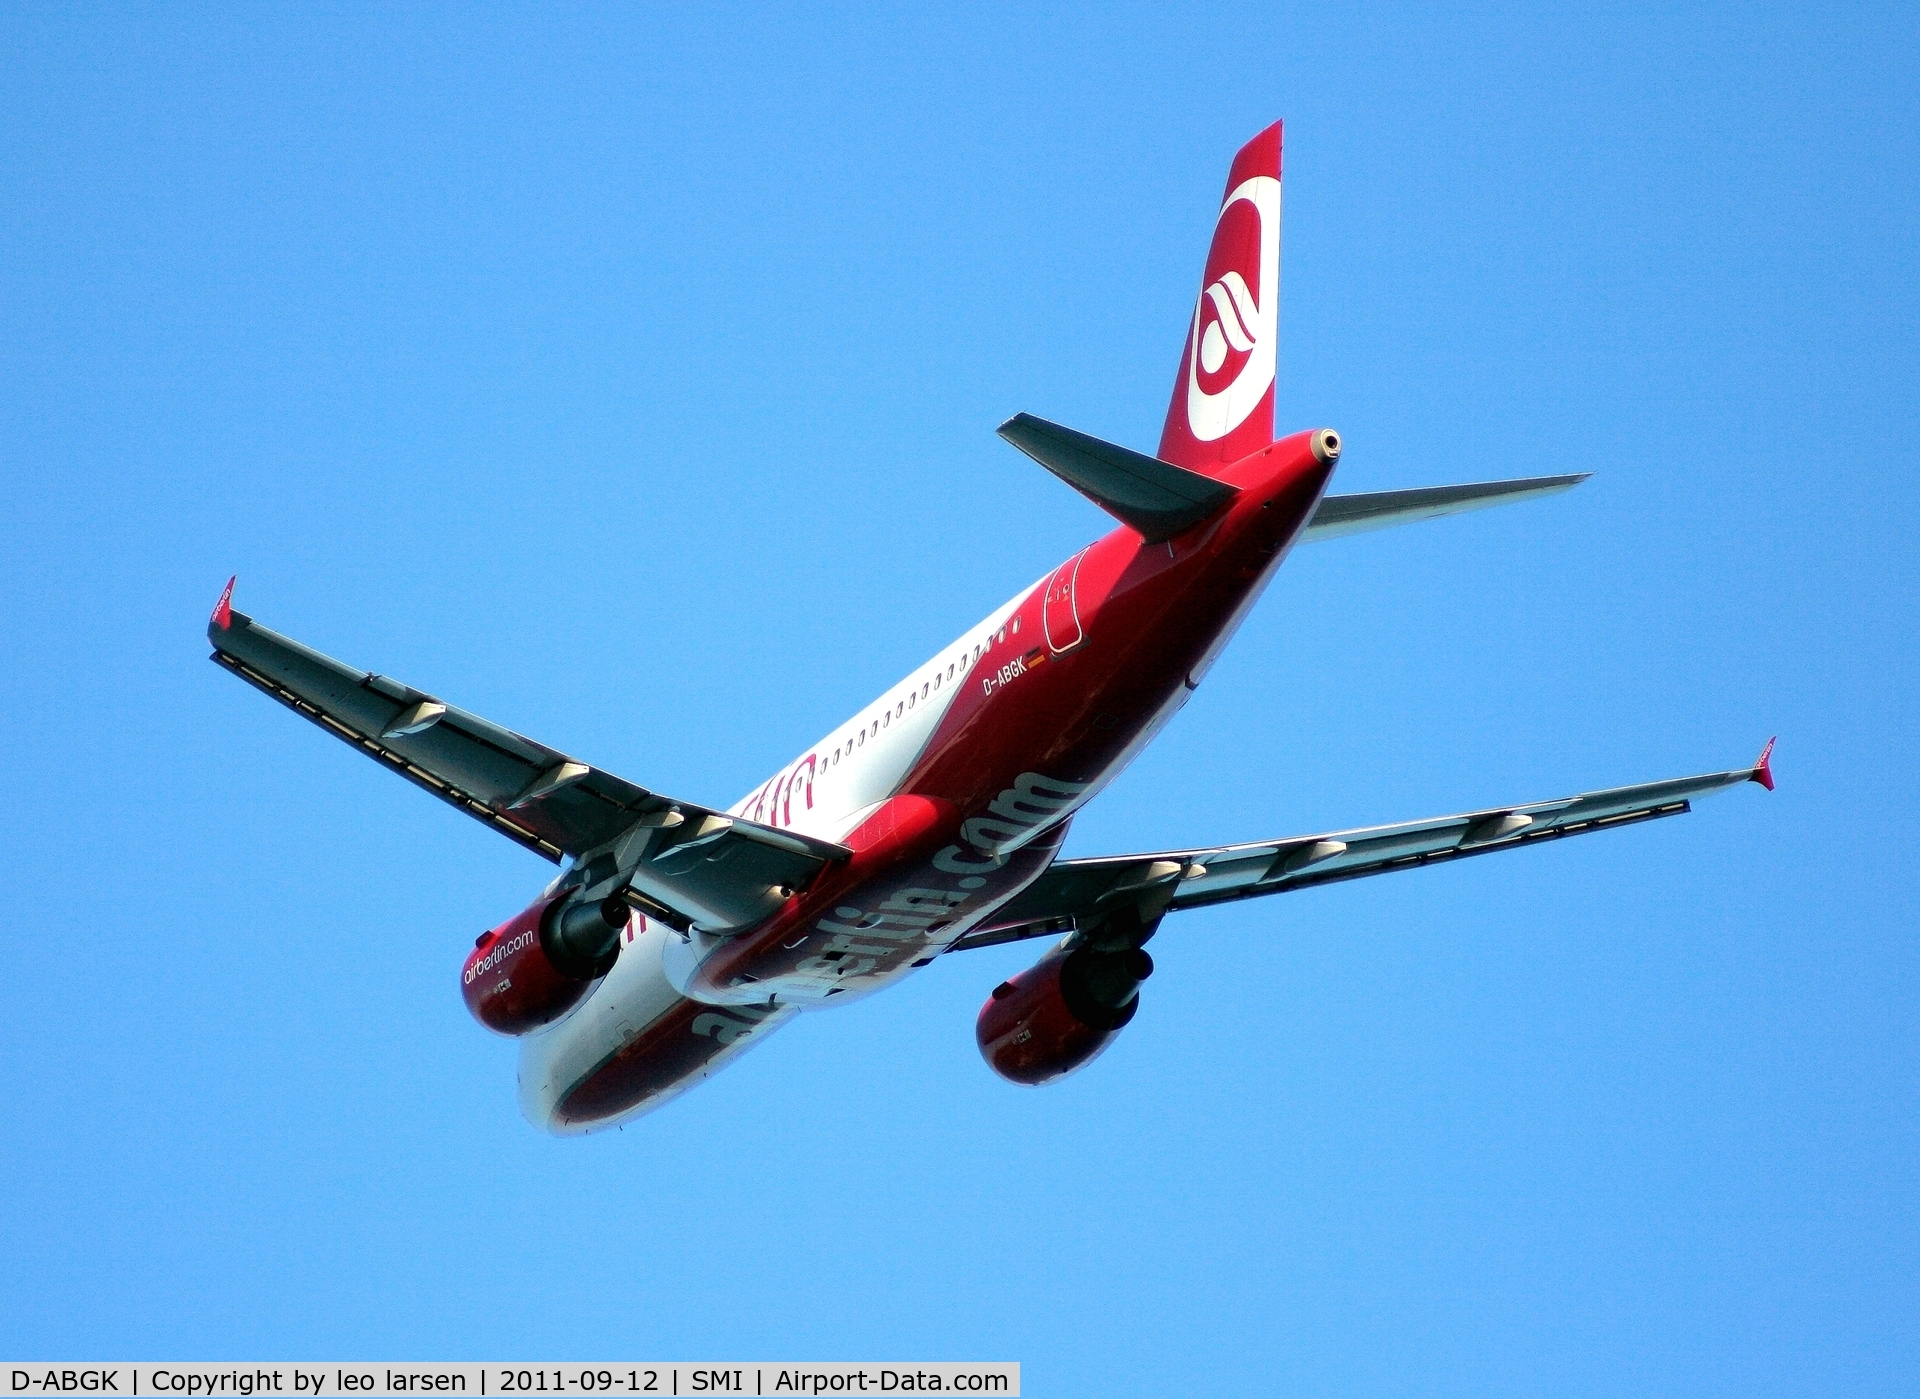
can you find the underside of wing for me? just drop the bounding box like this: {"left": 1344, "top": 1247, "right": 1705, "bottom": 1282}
{"left": 208, "top": 584, "right": 847, "bottom": 933}
{"left": 949, "top": 746, "right": 1775, "bottom": 952}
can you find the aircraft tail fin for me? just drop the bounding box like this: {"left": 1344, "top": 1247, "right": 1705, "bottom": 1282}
{"left": 1157, "top": 122, "right": 1283, "bottom": 478}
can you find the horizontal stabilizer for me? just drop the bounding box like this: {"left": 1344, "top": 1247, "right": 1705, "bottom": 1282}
{"left": 999, "top": 413, "right": 1239, "bottom": 543}
{"left": 1301, "top": 473, "right": 1589, "bottom": 543}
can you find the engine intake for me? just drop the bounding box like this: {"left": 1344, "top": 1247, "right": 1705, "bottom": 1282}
{"left": 976, "top": 944, "right": 1153, "bottom": 1085}
{"left": 461, "top": 891, "right": 629, "bottom": 1036}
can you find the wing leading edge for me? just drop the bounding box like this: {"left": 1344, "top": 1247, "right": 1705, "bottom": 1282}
{"left": 948, "top": 746, "right": 1776, "bottom": 953}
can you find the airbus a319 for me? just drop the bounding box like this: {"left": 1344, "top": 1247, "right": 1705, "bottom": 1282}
{"left": 208, "top": 123, "right": 1772, "bottom": 1133}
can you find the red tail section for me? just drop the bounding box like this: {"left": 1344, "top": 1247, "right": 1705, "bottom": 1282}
{"left": 1157, "top": 123, "right": 1282, "bottom": 476}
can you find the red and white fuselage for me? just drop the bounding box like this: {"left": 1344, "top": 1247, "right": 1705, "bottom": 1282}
{"left": 519, "top": 433, "right": 1331, "bottom": 1132}
{"left": 512, "top": 126, "right": 1327, "bottom": 1131}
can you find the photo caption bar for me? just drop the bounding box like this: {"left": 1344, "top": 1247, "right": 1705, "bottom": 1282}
{"left": 4, "top": 1367, "right": 1017, "bottom": 1398}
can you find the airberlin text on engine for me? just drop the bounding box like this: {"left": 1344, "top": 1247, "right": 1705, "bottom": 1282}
{"left": 463, "top": 928, "right": 537, "bottom": 986}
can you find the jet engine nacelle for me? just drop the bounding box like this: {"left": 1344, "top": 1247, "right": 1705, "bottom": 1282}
{"left": 461, "top": 890, "right": 630, "bottom": 1036}
{"left": 975, "top": 943, "right": 1154, "bottom": 1085}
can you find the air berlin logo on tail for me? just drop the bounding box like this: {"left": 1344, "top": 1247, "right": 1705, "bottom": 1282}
{"left": 1185, "top": 175, "right": 1280, "bottom": 443}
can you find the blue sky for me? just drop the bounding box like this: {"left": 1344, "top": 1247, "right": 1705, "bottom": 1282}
{"left": 1, "top": 2, "right": 1914, "bottom": 1393}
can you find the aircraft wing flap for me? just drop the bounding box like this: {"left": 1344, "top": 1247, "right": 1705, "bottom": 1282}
{"left": 209, "top": 592, "right": 848, "bottom": 931}
{"left": 949, "top": 751, "right": 1772, "bottom": 951}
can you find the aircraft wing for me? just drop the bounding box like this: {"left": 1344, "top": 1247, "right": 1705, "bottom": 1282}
{"left": 206, "top": 581, "right": 848, "bottom": 932}
{"left": 948, "top": 746, "right": 1775, "bottom": 952}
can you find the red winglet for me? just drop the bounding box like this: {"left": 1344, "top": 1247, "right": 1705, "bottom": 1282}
{"left": 212, "top": 575, "right": 236, "bottom": 630}
{"left": 1750, "top": 736, "right": 1776, "bottom": 791}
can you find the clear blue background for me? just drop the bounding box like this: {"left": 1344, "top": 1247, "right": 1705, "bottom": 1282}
{"left": 2, "top": 3, "right": 1913, "bottom": 1393}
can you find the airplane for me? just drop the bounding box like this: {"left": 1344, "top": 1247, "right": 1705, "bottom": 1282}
{"left": 206, "top": 122, "right": 1773, "bottom": 1135}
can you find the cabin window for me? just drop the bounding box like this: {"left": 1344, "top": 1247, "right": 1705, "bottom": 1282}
{"left": 882, "top": 710, "right": 890, "bottom": 727}
{"left": 857, "top": 730, "right": 864, "bottom": 746}
{"left": 907, "top": 691, "right": 915, "bottom": 709}
{"left": 1012, "top": 617, "right": 1021, "bottom": 634}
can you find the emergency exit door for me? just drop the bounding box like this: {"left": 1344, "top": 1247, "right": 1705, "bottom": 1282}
{"left": 1043, "top": 549, "right": 1088, "bottom": 654}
